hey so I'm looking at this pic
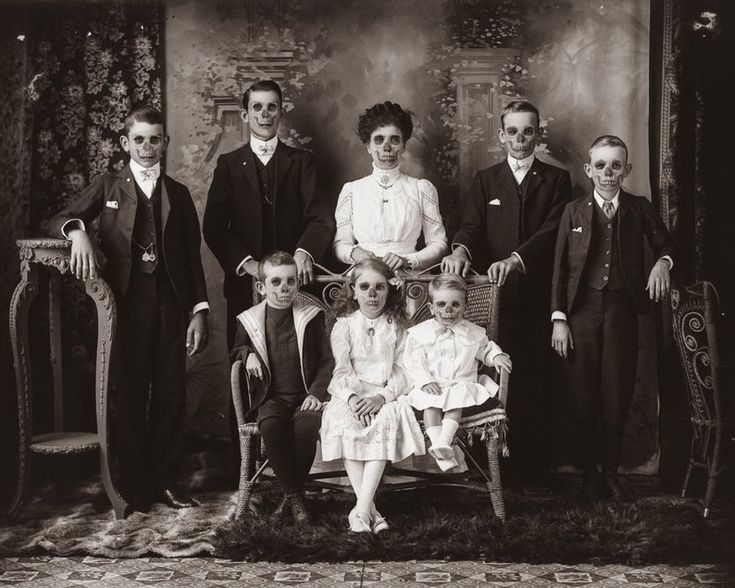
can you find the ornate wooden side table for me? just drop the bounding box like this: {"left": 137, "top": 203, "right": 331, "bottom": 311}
{"left": 8, "top": 238, "right": 127, "bottom": 518}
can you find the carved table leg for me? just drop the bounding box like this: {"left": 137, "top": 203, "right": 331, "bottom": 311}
{"left": 8, "top": 266, "right": 38, "bottom": 515}
{"left": 85, "top": 278, "right": 127, "bottom": 519}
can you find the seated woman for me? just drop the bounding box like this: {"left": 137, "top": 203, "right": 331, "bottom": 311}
{"left": 320, "top": 259, "right": 425, "bottom": 534}
{"left": 333, "top": 101, "right": 448, "bottom": 272}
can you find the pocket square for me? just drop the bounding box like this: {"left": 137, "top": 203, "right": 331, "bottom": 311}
{"left": 488, "top": 198, "right": 501, "bottom": 206}
{"left": 105, "top": 200, "right": 119, "bottom": 210}
{"left": 572, "top": 226, "right": 583, "bottom": 233}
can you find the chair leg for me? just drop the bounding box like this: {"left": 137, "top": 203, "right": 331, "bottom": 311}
{"left": 703, "top": 428, "right": 723, "bottom": 518}
{"left": 485, "top": 436, "right": 505, "bottom": 522}
{"left": 234, "top": 433, "right": 256, "bottom": 521}
{"left": 681, "top": 461, "right": 694, "bottom": 498}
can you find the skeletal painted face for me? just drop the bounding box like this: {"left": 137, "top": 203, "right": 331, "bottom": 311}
{"left": 352, "top": 268, "right": 389, "bottom": 319}
{"left": 257, "top": 262, "right": 299, "bottom": 309}
{"left": 367, "top": 124, "right": 405, "bottom": 170}
{"left": 584, "top": 145, "right": 632, "bottom": 198}
{"left": 498, "top": 111, "right": 540, "bottom": 160}
{"left": 120, "top": 121, "right": 167, "bottom": 168}
{"left": 243, "top": 90, "right": 283, "bottom": 141}
{"left": 429, "top": 287, "right": 466, "bottom": 327}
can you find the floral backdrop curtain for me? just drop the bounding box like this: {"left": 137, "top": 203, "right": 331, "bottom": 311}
{"left": 3, "top": 0, "right": 163, "bottom": 435}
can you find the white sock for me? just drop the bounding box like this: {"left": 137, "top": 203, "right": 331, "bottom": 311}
{"left": 425, "top": 426, "right": 442, "bottom": 448}
{"left": 438, "top": 419, "right": 460, "bottom": 447}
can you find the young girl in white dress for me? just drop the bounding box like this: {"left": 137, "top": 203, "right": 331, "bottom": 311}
{"left": 320, "top": 259, "right": 425, "bottom": 534}
{"left": 405, "top": 274, "right": 513, "bottom": 471}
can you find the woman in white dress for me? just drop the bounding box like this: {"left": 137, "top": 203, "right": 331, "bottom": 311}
{"left": 320, "top": 259, "right": 425, "bottom": 534}
{"left": 333, "top": 102, "right": 448, "bottom": 272}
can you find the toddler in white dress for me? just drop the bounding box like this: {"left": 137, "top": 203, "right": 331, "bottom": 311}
{"left": 321, "top": 259, "right": 425, "bottom": 533}
{"left": 405, "top": 274, "right": 513, "bottom": 471}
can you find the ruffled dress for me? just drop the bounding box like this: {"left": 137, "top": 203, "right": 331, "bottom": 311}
{"left": 320, "top": 311, "right": 425, "bottom": 462}
{"left": 405, "top": 318, "right": 503, "bottom": 411}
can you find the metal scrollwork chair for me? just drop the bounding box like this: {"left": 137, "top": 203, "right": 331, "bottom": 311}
{"left": 670, "top": 281, "right": 735, "bottom": 517}
{"left": 230, "top": 265, "right": 511, "bottom": 522}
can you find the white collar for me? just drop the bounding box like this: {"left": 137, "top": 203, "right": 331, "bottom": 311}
{"left": 594, "top": 189, "right": 620, "bottom": 211}
{"left": 250, "top": 135, "right": 278, "bottom": 154}
{"left": 129, "top": 159, "right": 161, "bottom": 181}
{"left": 371, "top": 163, "right": 401, "bottom": 188}
{"left": 507, "top": 153, "right": 535, "bottom": 170}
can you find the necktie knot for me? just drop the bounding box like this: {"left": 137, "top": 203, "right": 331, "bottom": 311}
{"left": 603, "top": 201, "right": 615, "bottom": 219}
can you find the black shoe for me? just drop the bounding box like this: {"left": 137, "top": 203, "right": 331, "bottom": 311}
{"left": 600, "top": 470, "right": 632, "bottom": 502}
{"left": 578, "top": 470, "right": 602, "bottom": 504}
{"left": 286, "top": 492, "right": 311, "bottom": 525}
{"left": 150, "top": 488, "right": 200, "bottom": 509}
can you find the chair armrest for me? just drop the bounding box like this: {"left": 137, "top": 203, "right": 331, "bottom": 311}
{"left": 230, "top": 360, "right": 252, "bottom": 427}
{"left": 498, "top": 367, "right": 510, "bottom": 408}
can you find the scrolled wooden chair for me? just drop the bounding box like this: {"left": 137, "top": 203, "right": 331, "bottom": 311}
{"left": 230, "top": 266, "right": 511, "bottom": 522}
{"left": 670, "top": 281, "right": 735, "bottom": 517}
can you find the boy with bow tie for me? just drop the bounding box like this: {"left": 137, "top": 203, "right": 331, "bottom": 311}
{"left": 49, "top": 104, "right": 209, "bottom": 513}
{"left": 550, "top": 135, "right": 674, "bottom": 502}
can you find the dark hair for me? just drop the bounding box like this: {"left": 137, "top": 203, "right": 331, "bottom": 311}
{"left": 123, "top": 104, "right": 164, "bottom": 134}
{"left": 330, "top": 259, "right": 408, "bottom": 327}
{"left": 500, "top": 100, "right": 540, "bottom": 129}
{"left": 258, "top": 250, "right": 297, "bottom": 281}
{"left": 428, "top": 273, "right": 468, "bottom": 302}
{"left": 588, "top": 134, "right": 629, "bottom": 162}
{"left": 242, "top": 79, "right": 283, "bottom": 110}
{"left": 357, "top": 101, "right": 413, "bottom": 143}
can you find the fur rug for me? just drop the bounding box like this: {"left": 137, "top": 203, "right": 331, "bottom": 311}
{"left": 1, "top": 471, "right": 733, "bottom": 564}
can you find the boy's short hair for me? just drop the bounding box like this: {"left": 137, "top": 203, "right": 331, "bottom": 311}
{"left": 589, "top": 135, "right": 629, "bottom": 161}
{"left": 242, "top": 79, "right": 283, "bottom": 110}
{"left": 258, "top": 250, "right": 297, "bottom": 281}
{"left": 123, "top": 104, "right": 164, "bottom": 134}
{"left": 428, "top": 273, "right": 468, "bottom": 301}
{"left": 500, "top": 100, "right": 540, "bottom": 128}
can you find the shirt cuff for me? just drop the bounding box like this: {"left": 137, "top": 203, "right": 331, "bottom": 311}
{"left": 61, "top": 219, "right": 86, "bottom": 239}
{"left": 378, "top": 388, "right": 397, "bottom": 403}
{"left": 660, "top": 255, "right": 673, "bottom": 270}
{"left": 551, "top": 311, "right": 568, "bottom": 322}
{"left": 295, "top": 248, "right": 314, "bottom": 262}
{"left": 192, "top": 302, "right": 210, "bottom": 315}
{"left": 452, "top": 243, "right": 472, "bottom": 260}
{"left": 511, "top": 251, "right": 526, "bottom": 274}
{"left": 236, "top": 255, "right": 254, "bottom": 277}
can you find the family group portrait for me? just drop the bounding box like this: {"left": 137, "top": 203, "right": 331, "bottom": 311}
{"left": 0, "top": 0, "right": 733, "bottom": 586}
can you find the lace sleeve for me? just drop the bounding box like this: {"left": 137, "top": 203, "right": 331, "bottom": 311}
{"left": 406, "top": 179, "right": 448, "bottom": 270}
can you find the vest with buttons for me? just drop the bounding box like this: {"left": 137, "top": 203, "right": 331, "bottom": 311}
{"left": 254, "top": 155, "right": 278, "bottom": 255}
{"left": 582, "top": 201, "right": 625, "bottom": 290}
{"left": 131, "top": 179, "right": 162, "bottom": 274}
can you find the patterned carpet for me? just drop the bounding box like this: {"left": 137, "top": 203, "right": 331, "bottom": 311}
{"left": 0, "top": 557, "right": 732, "bottom": 586}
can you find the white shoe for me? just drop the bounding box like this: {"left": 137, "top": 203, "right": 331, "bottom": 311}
{"left": 370, "top": 507, "right": 389, "bottom": 534}
{"left": 447, "top": 445, "right": 468, "bottom": 473}
{"left": 429, "top": 443, "right": 455, "bottom": 462}
{"left": 348, "top": 510, "right": 372, "bottom": 533}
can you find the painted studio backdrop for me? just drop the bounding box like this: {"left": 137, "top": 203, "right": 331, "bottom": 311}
{"left": 163, "top": 0, "right": 655, "bottom": 470}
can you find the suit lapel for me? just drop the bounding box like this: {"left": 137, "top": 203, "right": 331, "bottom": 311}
{"left": 160, "top": 175, "right": 171, "bottom": 231}
{"left": 237, "top": 302, "right": 270, "bottom": 377}
{"left": 116, "top": 167, "right": 138, "bottom": 245}
{"left": 238, "top": 144, "right": 260, "bottom": 193}
{"left": 498, "top": 161, "right": 517, "bottom": 197}
{"left": 119, "top": 166, "right": 137, "bottom": 202}
{"left": 523, "top": 159, "right": 544, "bottom": 199}
{"left": 274, "top": 141, "right": 294, "bottom": 201}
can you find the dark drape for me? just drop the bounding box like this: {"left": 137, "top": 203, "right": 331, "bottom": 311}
{"left": 0, "top": 0, "right": 163, "bottom": 506}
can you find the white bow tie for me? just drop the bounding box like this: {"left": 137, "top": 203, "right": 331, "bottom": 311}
{"left": 139, "top": 167, "right": 160, "bottom": 182}
{"left": 255, "top": 143, "right": 276, "bottom": 156}
{"left": 512, "top": 161, "right": 529, "bottom": 173}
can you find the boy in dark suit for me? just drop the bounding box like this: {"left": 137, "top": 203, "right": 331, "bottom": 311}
{"left": 203, "top": 79, "right": 335, "bottom": 348}
{"left": 232, "top": 251, "right": 334, "bottom": 524}
{"left": 442, "top": 101, "right": 572, "bottom": 484}
{"left": 49, "top": 105, "right": 209, "bottom": 512}
{"left": 551, "top": 135, "right": 674, "bottom": 501}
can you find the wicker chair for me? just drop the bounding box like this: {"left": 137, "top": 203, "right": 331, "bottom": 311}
{"left": 670, "top": 281, "right": 735, "bottom": 517}
{"left": 231, "top": 272, "right": 510, "bottom": 522}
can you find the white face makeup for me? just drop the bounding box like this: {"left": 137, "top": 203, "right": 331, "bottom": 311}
{"left": 257, "top": 262, "right": 299, "bottom": 309}
{"left": 119, "top": 121, "right": 167, "bottom": 169}
{"left": 429, "top": 287, "right": 466, "bottom": 327}
{"left": 584, "top": 145, "right": 632, "bottom": 199}
{"left": 352, "top": 267, "right": 389, "bottom": 319}
{"left": 243, "top": 89, "right": 283, "bottom": 141}
{"left": 498, "top": 111, "right": 540, "bottom": 160}
{"left": 367, "top": 124, "right": 405, "bottom": 170}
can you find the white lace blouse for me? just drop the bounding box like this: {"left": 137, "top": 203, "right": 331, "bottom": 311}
{"left": 333, "top": 165, "right": 448, "bottom": 270}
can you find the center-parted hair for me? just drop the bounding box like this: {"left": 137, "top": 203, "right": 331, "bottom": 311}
{"left": 428, "top": 273, "right": 468, "bottom": 302}
{"left": 242, "top": 79, "right": 283, "bottom": 110}
{"left": 588, "top": 135, "right": 629, "bottom": 161}
{"left": 500, "top": 100, "right": 540, "bottom": 129}
{"left": 123, "top": 103, "right": 164, "bottom": 135}
{"left": 258, "top": 250, "right": 297, "bottom": 281}
{"left": 357, "top": 102, "right": 413, "bottom": 144}
{"left": 330, "top": 259, "right": 408, "bottom": 327}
